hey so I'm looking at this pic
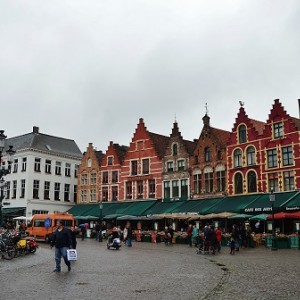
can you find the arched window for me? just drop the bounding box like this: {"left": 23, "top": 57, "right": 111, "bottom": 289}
{"left": 205, "top": 147, "right": 211, "bottom": 162}
{"left": 246, "top": 146, "right": 256, "bottom": 165}
{"left": 247, "top": 171, "right": 257, "bottom": 193}
{"left": 238, "top": 125, "right": 247, "bottom": 143}
{"left": 234, "top": 149, "right": 242, "bottom": 167}
{"left": 234, "top": 173, "right": 243, "bottom": 194}
{"left": 172, "top": 143, "right": 178, "bottom": 156}
{"left": 87, "top": 158, "right": 92, "bottom": 168}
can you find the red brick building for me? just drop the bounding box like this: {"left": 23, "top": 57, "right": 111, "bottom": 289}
{"left": 162, "top": 121, "right": 196, "bottom": 200}
{"left": 120, "top": 118, "right": 169, "bottom": 200}
{"left": 227, "top": 99, "right": 300, "bottom": 195}
{"left": 191, "top": 113, "right": 230, "bottom": 198}
{"left": 100, "top": 141, "right": 128, "bottom": 202}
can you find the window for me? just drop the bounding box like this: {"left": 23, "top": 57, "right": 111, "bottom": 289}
{"left": 205, "top": 172, "right": 213, "bottom": 193}
{"left": 34, "top": 158, "right": 41, "bottom": 172}
{"left": 64, "top": 184, "right": 70, "bottom": 202}
{"left": 178, "top": 160, "right": 185, "bottom": 171}
{"left": 167, "top": 161, "right": 174, "bottom": 172}
{"left": 126, "top": 182, "right": 132, "bottom": 199}
{"left": 74, "top": 185, "right": 77, "bottom": 203}
{"left": 33, "top": 180, "right": 39, "bottom": 199}
{"left": 172, "top": 180, "right": 179, "bottom": 198}
{"left": 267, "top": 149, "right": 277, "bottom": 168}
{"left": 74, "top": 165, "right": 79, "bottom": 178}
{"left": 142, "top": 159, "right": 149, "bottom": 174}
{"left": 32, "top": 210, "right": 48, "bottom": 216}
{"left": 5, "top": 181, "right": 10, "bottom": 199}
{"left": 22, "top": 157, "right": 27, "bottom": 172}
{"left": 90, "top": 172, "right": 97, "bottom": 185}
{"left": 87, "top": 158, "right": 92, "bottom": 167}
{"left": 283, "top": 171, "right": 294, "bottom": 191}
{"left": 247, "top": 171, "right": 257, "bottom": 193}
{"left": 148, "top": 179, "right": 155, "bottom": 198}
{"left": 164, "top": 181, "right": 170, "bottom": 199}
{"left": 234, "top": 173, "right": 243, "bottom": 194}
{"left": 273, "top": 122, "right": 283, "bottom": 138}
{"left": 102, "top": 187, "right": 108, "bottom": 201}
{"left": 193, "top": 174, "right": 202, "bottom": 194}
{"left": 112, "top": 186, "right": 118, "bottom": 201}
{"left": 81, "top": 190, "right": 87, "bottom": 202}
{"left": 234, "top": 149, "right": 242, "bottom": 167}
{"left": 216, "top": 170, "right": 225, "bottom": 192}
{"left": 131, "top": 161, "right": 138, "bottom": 176}
{"left": 173, "top": 143, "right": 178, "bottom": 156}
{"left": 137, "top": 180, "right": 143, "bottom": 199}
{"left": 20, "top": 179, "right": 25, "bottom": 198}
{"left": 107, "top": 156, "right": 113, "bottom": 166}
{"left": 90, "top": 189, "right": 96, "bottom": 202}
{"left": 112, "top": 171, "right": 118, "bottom": 183}
{"left": 282, "top": 146, "right": 293, "bottom": 166}
{"left": 205, "top": 147, "right": 211, "bottom": 162}
{"left": 102, "top": 171, "right": 108, "bottom": 184}
{"left": 55, "top": 161, "right": 62, "bottom": 175}
{"left": 268, "top": 173, "right": 278, "bottom": 192}
{"left": 54, "top": 182, "right": 60, "bottom": 200}
{"left": 247, "top": 146, "right": 256, "bottom": 165}
{"left": 12, "top": 180, "right": 17, "bottom": 198}
{"left": 13, "top": 159, "right": 18, "bottom": 173}
{"left": 45, "top": 160, "right": 51, "bottom": 174}
{"left": 238, "top": 125, "right": 247, "bottom": 143}
{"left": 44, "top": 181, "right": 50, "bottom": 200}
{"left": 65, "top": 163, "right": 71, "bottom": 177}
{"left": 81, "top": 174, "right": 88, "bottom": 185}
{"left": 181, "top": 179, "right": 188, "bottom": 198}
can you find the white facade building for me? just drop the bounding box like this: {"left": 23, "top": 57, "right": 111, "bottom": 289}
{"left": 2, "top": 126, "right": 82, "bottom": 219}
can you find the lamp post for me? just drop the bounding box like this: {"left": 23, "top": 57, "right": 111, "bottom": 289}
{"left": 0, "top": 130, "right": 16, "bottom": 227}
{"left": 99, "top": 199, "right": 103, "bottom": 242}
{"left": 269, "top": 189, "right": 278, "bottom": 251}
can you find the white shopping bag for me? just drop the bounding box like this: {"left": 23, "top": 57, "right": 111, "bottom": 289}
{"left": 67, "top": 249, "right": 78, "bottom": 261}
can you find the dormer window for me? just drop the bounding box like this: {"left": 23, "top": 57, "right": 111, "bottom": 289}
{"left": 107, "top": 156, "right": 113, "bottom": 166}
{"left": 87, "top": 158, "right": 92, "bottom": 168}
{"left": 172, "top": 143, "right": 178, "bottom": 156}
{"left": 273, "top": 122, "right": 283, "bottom": 139}
{"left": 238, "top": 125, "right": 247, "bottom": 143}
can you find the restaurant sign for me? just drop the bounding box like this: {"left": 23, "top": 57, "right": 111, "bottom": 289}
{"left": 244, "top": 207, "right": 273, "bottom": 213}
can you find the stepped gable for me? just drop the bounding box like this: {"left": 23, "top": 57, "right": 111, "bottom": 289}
{"left": 6, "top": 126, "right": 82, "bottom": 157}
{"left": 113, "top": 143, "right": 129, "bottom": 164}
{"left": 208, "top": 127, "right": 231, "bottom": 147}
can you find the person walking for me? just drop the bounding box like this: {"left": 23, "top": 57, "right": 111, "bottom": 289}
{"left": 125, "top": 222, "right": 132, "bottom": 247}
{"left": 186, "top": 224, "right": 193, "bottom": 247}
{"left": 70, "top": 226, "right": 77, "bottom": 249}
{"left": 95, "top": 222, "right": 101, "bottom": 242}
{"left": 192, "top": 225, "right": 199, "bottom": 247}
{"left": 51, "top": 220, "right": 72, "bottom": 273}
{"left": 80, "top": 223, "right": 86, "bottom": 241}
{"left": 215, "top": 227, "right": 222, "bottom": 253}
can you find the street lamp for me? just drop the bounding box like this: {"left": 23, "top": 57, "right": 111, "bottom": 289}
{"left": 269, "top": 189, "right": 278, "bottom": 251}
{"left": 0, "top": 130, "right": 16, "bottom": 227}
{"left": 99, "top": 199, "right": 103, "bottom": 242}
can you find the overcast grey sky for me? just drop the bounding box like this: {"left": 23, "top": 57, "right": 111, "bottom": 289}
{"left": 1, "top": 1, "right": 300, "bottom": 153}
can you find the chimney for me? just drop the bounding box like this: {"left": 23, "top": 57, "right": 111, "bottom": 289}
{"left": 33, "top": 126, "right": 39, "bottom": 134}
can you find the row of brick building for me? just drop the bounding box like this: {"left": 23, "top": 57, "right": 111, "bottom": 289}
{"left": 78, "top": 99, "right": 300, "bottom": 204}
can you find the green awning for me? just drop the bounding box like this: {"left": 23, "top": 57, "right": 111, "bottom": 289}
{"left": 121, "top": 200, "right": 157, "bottom": 216}
{"left": 68, "top": 204, "right": 96, "bottom": 217}
{"left": 191, "top": 198, "right": 225, "bottom": 214}
{"left": 2, "top": 207, "right": 26, "bottom": 216}
{"left": 207, "top": 194, "right": 261, "bottom": 214}
{"left": 144, "top": 200, "right": 186, "bottom": 215}
{"left": 242, "top": 191, "right": 299, "bottom": 214}
{"left": 282, "top": 191, "right": 300, "bottom": 211}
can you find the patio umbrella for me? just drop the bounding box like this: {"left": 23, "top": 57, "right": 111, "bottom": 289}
{"left": 267, "top": 211, "right": 300, "bottom": 220}
{"left": 249, "top": 214, "right": 270, "bottom": 221}
{"left": 228, "top": 214, "right": 252, "bottom": 220}
{"left": 214, "top": 212, "right": 237, "bottom": 218}
{"left": 200, "top": 213, "right": 219, "bottom": 220}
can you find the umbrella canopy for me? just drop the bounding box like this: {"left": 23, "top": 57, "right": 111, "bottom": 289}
{"left": 214, "top": 212, "right": 237, "bottom": 218}
{"left": 228, "top": 214, "right": 252, "bottom": 220}
{"left": 267, "top": 211, "right": 300, "bottom": 220}
{"left": 249, "top": 214, "right": 270, "bottom": 221}
{"left": 200, "top": 213, "right": 219, "bottom": 220}
{"left": 75, "top": 215, "right": 99, "bottom": 220}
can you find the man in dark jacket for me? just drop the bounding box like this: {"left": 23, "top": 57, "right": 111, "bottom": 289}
{"left": 51, "top": 220, "right": 72, "bottom": 273}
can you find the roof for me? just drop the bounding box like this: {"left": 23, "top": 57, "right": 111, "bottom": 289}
{"left": 95, "top": 150, "right": 105, "bottom": 165}
{"left": 5, "top": 129, "right": 82, "bottom": 158}
{"left": 148, "top": 132, "right": 170, "bottom": 159}
{"left": 249, "top": 118, "right": 265, "bottom": 135}
{"left": 113, "top": 144, "right": 129, "bottom": 164}
{"left": 207, "top": 127, "right": 231, "bottom": 147}
{"left": 290, "top": 117, "right": 300, "bottom": 130}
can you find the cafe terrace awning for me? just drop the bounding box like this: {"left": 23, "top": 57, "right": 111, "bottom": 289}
{"left": 144, "top": 200, "right": 186, "bottom": 215}
{"left": 120, "top": 200, "right": 156, "bottom": 216}
{"left": 266, "top": 211, "right": 300, "bottom": 220}
{"left": 228, "top": 213, "right": 253, "bottom": 220}
{"left": 242, "top": 191, "right": 299, "bottom": 214}
{"left": 248, "top": 214, "right": 270, "bottom": 221}
{"left": 2, "top": 207, "right": 26, "bottom": 217}
{"left": 282, "top": 191, "right": 300, "bottom": 211}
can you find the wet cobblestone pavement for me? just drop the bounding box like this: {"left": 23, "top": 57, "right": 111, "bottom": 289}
{"left": 1, "top": 239, "right": 299, "bottom": 300}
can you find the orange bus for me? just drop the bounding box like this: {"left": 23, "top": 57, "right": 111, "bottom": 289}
{"left": 26, "top": 212, "right": 75, "bottom": 242}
